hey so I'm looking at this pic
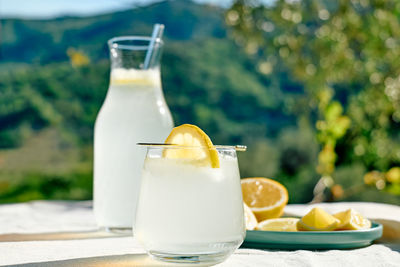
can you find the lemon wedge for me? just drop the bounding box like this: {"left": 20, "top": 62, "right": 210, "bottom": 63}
{"left": 297, "top": 207, "right": 340, "bottom": 231}
{"left": 241, "top": 177, "right": 288, "bottom": 222}
{"left": 256, "top": 218, "right": 299, "bottom": 232}
{"left": 244, "top": 203, "right": 258, "bottom": 230}
{"left": 163, "top": 124, "right": 219, "bottom": 168}
{"left": 333, "top": 209, "right": 371, "bottom": 230}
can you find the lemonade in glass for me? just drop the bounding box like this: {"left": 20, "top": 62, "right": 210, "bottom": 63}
{"left": 134, "top": 124, "right": 245, "bottom": 264}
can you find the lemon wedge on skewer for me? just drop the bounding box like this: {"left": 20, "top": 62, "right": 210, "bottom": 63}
{"left": 163, "top": 124, "right": 220, "bottom": 168}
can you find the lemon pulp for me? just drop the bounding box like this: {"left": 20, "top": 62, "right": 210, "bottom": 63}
{"left": 241, "top": 177, "right": 288, "bottom": 221}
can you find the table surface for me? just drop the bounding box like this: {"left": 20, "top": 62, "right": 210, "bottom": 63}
{"left": 0, "top": 201, "right": 399, "bottom": 267}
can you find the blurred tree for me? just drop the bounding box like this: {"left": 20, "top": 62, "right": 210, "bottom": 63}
{"left": 226, "top": 0, "right": 400, "bottom": 200}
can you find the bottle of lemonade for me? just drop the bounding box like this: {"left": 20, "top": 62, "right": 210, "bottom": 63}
{"left": 93, "top": 36, "right": 173, "bottom": 230}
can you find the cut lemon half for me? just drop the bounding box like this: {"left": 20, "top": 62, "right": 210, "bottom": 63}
{"left": 163, "top": 124, "right": 219, "bottom": 168}
{"left": 333, "top": 209, "right": 371, "bottom": 230}
{"left": 256, "top": 218, "right": 299, "bottom": 232}
{"left": 297, "top": 207, "right": 340, "bottom": 231}
{"left": 244, "top": 203, "right": 258, "bottom": 230}
{"left": 241, "top": 177, "right": 288, "bottom": 222}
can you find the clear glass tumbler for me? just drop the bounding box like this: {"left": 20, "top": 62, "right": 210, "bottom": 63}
{"left": 134, "top": 145, "right": 245, "bottom": 264}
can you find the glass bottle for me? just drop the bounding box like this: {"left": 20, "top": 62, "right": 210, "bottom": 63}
{"left": 93, "top": 36, "right": 173, "bottom": 231}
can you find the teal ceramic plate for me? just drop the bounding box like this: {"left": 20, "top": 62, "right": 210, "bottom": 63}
{"left": 242, "top": 222, "right": 383, "bottom": 250}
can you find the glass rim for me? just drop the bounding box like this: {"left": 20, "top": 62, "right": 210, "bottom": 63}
{"left": 108, "top": 36, "right": 164, "bottom": 51}
{"left": 137, "top": 143, "right": 247, "bottom": 152}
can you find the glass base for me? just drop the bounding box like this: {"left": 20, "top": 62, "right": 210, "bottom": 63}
{"left": 101, "top": 227, "right": 132, "bottom": 235}
{"left": 149, "top": 250, "right": 231, "bottom": 265}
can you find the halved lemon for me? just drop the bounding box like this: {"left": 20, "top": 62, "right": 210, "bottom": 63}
{"left": 244, "top": 203, "right": 258, "bottom": 230}
{"left": 256, "top": 218, "right": 299, "bottom": 231}
{"left": 333, "top": 209, "right": 371, "bottom": 230}
{"left": 297, "top": 207, "right": 340, "bottom": 231}
{"left": 163, "top": 124, "right": 219, "bottom": 168}
{"left": 241, "top": 177, "right": 288, "bottom": 222}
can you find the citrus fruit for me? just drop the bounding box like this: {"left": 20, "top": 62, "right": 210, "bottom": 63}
{"left": 333, "top": 209, "right": 371, "bottom": 230}
{"left": 256, "top": 218, "right": 299, "bottom": 231}
{"left": 163, "top": 124, "right": 219, "bottom": 168}
{"left": 243, "top": 203, "right": 258, "bottom": 230}
{"left": 386, "top": 167, "right": 400, "bottom": 183}
{"left": 297, "top": 207, "right": 340, "bottom": 231}
{"left": 241, "top": 177, "right": 288, "bottom": 222}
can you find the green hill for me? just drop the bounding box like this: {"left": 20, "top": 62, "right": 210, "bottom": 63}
{"left": 1, "top": 0, "right": 225, "bottom": 63}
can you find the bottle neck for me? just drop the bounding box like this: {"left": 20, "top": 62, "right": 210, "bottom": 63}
{"left": 107, "top": 37, "right": 163, "bottom": 88}
{"left": 108, "top": 38, "right": 163, "bottom": 70}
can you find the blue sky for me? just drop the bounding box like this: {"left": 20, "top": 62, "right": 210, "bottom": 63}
{"left": 0, "top": 0, "right": 234, "bottom": 18}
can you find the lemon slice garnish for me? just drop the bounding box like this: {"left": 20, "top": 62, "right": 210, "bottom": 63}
{"left": 333, "top": 209, "right": 371, "bottom": 230}
{"left": 164, "top": 124, "right": 219, "bottom": 168}
{"left": 297, "top": 207, "right": 340, "bottom": 231}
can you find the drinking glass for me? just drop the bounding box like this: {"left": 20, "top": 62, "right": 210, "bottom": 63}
{"left": 134, "top": 144, "right": 245, "bottom": 264}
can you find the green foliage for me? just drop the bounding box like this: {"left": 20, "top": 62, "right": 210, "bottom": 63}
{"left": 0, "top": 63, "right": 109, "bottom": 147}
{"left": 316, "top": 100, "right": 350, "bottom": 175}
{"left": 0, "top": 170, "right": 92, "bottom": 203}
{"left": 227, "top": 0, "right": 400, "bottom": 198}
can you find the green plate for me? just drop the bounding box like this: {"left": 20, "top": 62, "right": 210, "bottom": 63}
{"left": 242, "top": 222, "right": 383, "bottom": 250}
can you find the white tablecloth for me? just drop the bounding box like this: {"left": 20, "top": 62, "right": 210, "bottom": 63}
{"left": 0, "top": 201, "right": 399, "bottom": 267}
